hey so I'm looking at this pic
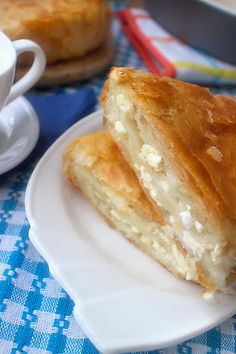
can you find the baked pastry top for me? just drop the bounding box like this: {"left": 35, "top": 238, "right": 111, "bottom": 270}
{"left": 0, "top": 0, "right": 112, "bottom": 64}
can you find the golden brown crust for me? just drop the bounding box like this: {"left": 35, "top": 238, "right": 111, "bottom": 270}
{"left": 0, "top": 0, "right": 112, "bottom": 64}
{"left": 100, "top": 68, "right": 236, "bottom": 233}
{"left": 63, "top": 130, "right": 165, "bottom": 224}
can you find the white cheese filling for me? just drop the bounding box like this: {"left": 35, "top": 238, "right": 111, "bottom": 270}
{"left": 107, "top": 92, "right": 236, "bottom": 290}
{"left": 114, "top": 121, "right": 127, "bottom": 134}
{"left": 140, "top": 144, "right": 163, "bottom": 169}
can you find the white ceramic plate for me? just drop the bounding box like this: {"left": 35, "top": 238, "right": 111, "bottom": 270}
{"left": 0, "top": 96, "right": 39, "bottom": 175}
{"left": 25, "top": 110, "right": 236, "bottom": 354}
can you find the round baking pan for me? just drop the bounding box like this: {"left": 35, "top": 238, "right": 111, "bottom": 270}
{"left": 144, "top": 0, "right": 236, "bottom": 65}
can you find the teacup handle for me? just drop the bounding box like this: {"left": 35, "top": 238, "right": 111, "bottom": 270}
{"left": 6, "top": 39, "right": 46, "bottom": 105}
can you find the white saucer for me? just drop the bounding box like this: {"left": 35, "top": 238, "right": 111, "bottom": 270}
{"left": 0, "top": 96, "right": 39, "bottom": 175}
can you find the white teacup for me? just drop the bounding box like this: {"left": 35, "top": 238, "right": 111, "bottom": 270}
{"left": 0, "top": 31, "right": 46, "bottom": 111}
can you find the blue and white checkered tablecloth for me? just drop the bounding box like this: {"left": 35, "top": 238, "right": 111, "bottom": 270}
{"left": 1, "top": 8, "right": 236, "bottom": 354}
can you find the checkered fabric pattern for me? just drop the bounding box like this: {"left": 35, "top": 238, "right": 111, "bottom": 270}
{"left": 1, "top": 6, "right": 236, "bottom": 354}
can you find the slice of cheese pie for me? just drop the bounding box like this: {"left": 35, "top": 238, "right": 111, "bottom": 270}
{"left": 100, "top": 67, "right": 236, "bottom": 293}
{"left": 63, "top": 131, "right": 173, "bottom": 273}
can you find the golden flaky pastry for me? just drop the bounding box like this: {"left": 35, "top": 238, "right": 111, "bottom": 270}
{"left": 0, "top": 0, "right": 111, "bottom": 64}
{"left": 100, "top": 67, "right": 236, "bottom": 293}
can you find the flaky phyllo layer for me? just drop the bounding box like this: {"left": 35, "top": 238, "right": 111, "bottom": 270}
{"left": 101, "top": 68, "right": 236, "bottom": 293}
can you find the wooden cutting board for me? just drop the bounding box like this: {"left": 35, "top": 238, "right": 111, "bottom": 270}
{"left": 16, "top": 36, "right": 114, "bottom": 86}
